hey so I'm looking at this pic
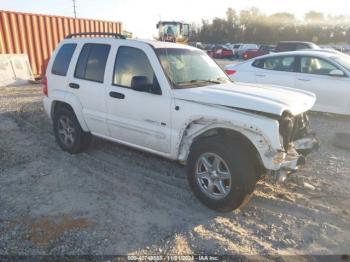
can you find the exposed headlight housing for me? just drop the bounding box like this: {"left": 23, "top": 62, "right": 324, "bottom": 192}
{"left": 279, "top": 112, "right": 294, "bottom": 150}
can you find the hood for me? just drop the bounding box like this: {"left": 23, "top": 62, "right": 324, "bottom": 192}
{"left": 173, "top": 82, "right": 316, "bottom": 116}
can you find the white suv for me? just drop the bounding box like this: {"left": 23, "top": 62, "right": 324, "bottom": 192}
{"left": 43, "top": 33, "right": 319, "bottom": 211}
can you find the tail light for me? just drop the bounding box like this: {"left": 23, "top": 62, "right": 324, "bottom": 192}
{"left": 225, "top": 69, "right": 236, "bottom": 75}
{"left": 42, "top": 76, "right": 48, "bottom": 96}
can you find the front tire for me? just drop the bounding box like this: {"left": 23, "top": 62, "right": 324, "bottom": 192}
{"left": 187, "top": 136, "right": 257, "bottom": 212}
{"left": 53, "top": 107, "right": 91, "bottom": 154}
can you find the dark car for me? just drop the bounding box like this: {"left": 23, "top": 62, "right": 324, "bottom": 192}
{"left": 275, "top": 41, "right": 320, "bottom": 52}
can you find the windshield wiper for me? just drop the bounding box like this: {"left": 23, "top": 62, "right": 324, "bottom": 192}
{"left": 177, "top": 79, "right": 222, "bottom": 86}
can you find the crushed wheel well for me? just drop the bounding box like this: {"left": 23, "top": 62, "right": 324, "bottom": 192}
{"left": 192, "top": 128, "right": 265, "bottom": 176}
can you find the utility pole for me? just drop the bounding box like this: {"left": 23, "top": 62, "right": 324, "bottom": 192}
{"left": 72, "top": 0, "right": 77, "bottom": 18}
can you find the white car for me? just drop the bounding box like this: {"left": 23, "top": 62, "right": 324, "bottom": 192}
{"left": 224, "top": 50, "right": 350, "bottom": 115}
{"left": 43, "top": 33, "right": 318, "bottom": 211}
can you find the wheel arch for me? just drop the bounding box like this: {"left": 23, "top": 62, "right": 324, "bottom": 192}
{"left": 51, "top": 97, "right": 89, "bottom": 132}
{"left": 176, "top": 118, "right": 270, "bottom": 173}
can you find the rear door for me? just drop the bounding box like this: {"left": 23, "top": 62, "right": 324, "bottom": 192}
{"left": 252, "top": 55, "right": 297, "bottom": 88}
{"left": 48, "top": 42, "right": 77, "bottom": 97}
{"left": 105, "top": 44, "right": 172, "bottom": 154}
{"left": 295, "top": 55, "right": 349, "bottom": 114}
{"left": 68, "top": 42, "right": 111, "bottom": 136}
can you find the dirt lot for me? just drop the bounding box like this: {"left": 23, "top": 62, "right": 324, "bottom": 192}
{"left": 1, "top": 84, "right": 350, "bottom": 257}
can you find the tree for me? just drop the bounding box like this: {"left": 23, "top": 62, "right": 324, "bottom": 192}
{"left": 194, "top": 8, "right": 349, "bottom": 45}
{"left": 305, "top": 11, "right": 325, "bottom": 24}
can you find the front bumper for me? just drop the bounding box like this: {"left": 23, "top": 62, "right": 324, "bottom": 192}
{"left": 271, "top": 134, "right": 319, "bottom": 182}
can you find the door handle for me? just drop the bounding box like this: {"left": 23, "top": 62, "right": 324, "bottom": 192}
{"left": 297, "top": 78, "right": 311, "bottom": 82}
{"left": 69, "top": 83, "right": 80, "bottom": 89}
{"left": 109, "top": 91, "right": 125, "bottom": 99}
{"left": 255, "top": 74, "right": 266, "bottom": 77}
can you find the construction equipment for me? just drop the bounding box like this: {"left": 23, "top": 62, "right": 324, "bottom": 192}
{"left": 156, "top": 21, "right": 189, "bottom": 44}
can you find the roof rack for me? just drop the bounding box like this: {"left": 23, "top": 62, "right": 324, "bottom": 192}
{"left": 65, "top": 32, "right": 126, "bottom": 39}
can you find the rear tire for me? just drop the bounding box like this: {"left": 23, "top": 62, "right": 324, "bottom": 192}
{"left": 187, "top": 136, "right": 257, "bottom": 212}
{"left": 53, "top": 107, "right": 91, "bottom": 154}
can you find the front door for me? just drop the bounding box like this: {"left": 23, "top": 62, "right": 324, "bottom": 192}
{"left": 106, "top": 45, "right": 172, "bottom": 153}
{"left": 296, "top": 56, "right": 349, "bottom": 114}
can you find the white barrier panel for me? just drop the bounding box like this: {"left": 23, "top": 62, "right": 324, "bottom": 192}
{"left": 0, "top": 54, "right": 34, "bottom": 87}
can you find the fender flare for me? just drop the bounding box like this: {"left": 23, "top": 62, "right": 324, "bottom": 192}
{"left": 176, "top": 117, "right": 278, "bottom": 170}
{"left": 50, "top": 90, "right": 90, "bottom": 132}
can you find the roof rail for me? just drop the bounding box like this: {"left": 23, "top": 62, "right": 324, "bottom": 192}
{"left": 65, "top": 32, "right": 126, "bottom": 39}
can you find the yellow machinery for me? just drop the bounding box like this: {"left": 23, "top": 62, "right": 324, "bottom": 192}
{"left": 156, "top": 21, "right": 189, "bottom": 44}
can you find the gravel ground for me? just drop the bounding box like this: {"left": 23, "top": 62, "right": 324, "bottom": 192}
{"left": 0, "top": 84, "right": 350, "bottom": 257}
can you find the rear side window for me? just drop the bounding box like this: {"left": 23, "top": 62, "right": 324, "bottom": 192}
{"left": 253, "top": 56, "right": 296, "bottom": 72}
{"left": 75, "top": 44, "right": 110, "bottom": 83}
{"left": 51, "top": 44, "right": 77, "bottom": 76}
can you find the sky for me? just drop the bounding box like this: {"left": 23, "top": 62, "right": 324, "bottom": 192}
{"left": 1, "top": 0, "right": 349, "bottom": 38}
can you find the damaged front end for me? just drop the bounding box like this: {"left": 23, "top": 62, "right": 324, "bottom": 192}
{"left": 273, "top": 112, "right": 319, "bottom": 182}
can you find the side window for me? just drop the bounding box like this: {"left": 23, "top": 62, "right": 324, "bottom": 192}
{"left": 254, "top": 56, "right": 296, "bottom": 72}
{"left": 252, "top": 58, "right": 265, "bottom": 68}
{"left": 300, "top": 56, "right": 338, "bottom": 75}
{"left": 113, "top": 46, "right": 161, "bottom": 94}
{"left": 296, "top": 43, "right": 308, "bottom": 50}
{"left": 277, "top": 43, "right": 295, "bottom": 52}
{"left": 51, "top": 44, "right": 77, "bottom": 76}
{"left": 74, "top": 44, "right": 110, "bottom": 83}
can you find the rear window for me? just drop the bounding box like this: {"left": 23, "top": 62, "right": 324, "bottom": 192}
{"left": 74, "top": 43, "right": 111, "bottom": 83}
{"left": 51, "top": 44, "right": 77, "bottom": 76}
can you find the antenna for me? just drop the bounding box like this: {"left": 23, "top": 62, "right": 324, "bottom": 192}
{"left": 72, "top": 0, "right": 77, "bottom": 18}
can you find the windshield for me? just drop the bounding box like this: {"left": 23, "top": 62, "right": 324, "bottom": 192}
{"left": 332, "top": 55, "right": 350, "bottom": 71}
{"left": 156, "top": 48, "right": 231, "bottom": 88}
{"left": 159, "top": 23, "right": 179, "bottom": 37}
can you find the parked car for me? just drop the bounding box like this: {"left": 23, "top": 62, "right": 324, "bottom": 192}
{"left": 231, "top": 43, "right": 242, "bottom": 56}
{"left": 275, "top": 41, "right": 320, "bottom": 52}
{"left": 242, "top": 45, "right": 276, "bottom": 60}
{"left": 189, "top": 42, "right": 205, "bottom": 50}
{"left": 43, "top": 33, "right": 318, "bottom": 211}
{"left": 213, "top": 45, "right": 234, "bottom": 59}
{"left": 235, "top": 44, "right": 259, "bottom": 58}
{"left": 203, "top": 44, "right": 215, "bottom": 57}
{"left": 224, "top": 50, "right": 350, "bottom": 115}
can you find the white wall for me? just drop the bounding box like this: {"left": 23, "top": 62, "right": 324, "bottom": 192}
{"left": 0, "top": 54, "right": 34, "bottom": 87}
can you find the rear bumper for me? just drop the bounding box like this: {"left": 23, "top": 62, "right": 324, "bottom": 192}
{"left": 43, "top": 97, "right": 53, "bottom": 119}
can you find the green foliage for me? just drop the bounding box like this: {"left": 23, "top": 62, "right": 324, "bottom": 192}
{"left": 190, "top": 8, "right": 350, "bottom": 44}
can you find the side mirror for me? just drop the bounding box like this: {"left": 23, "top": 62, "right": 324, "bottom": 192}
{"left": 329, "top": 69, "right": 345, "bottom": 77}
{"left": 131, "top": 76, "right": 161, "bottom": 95}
